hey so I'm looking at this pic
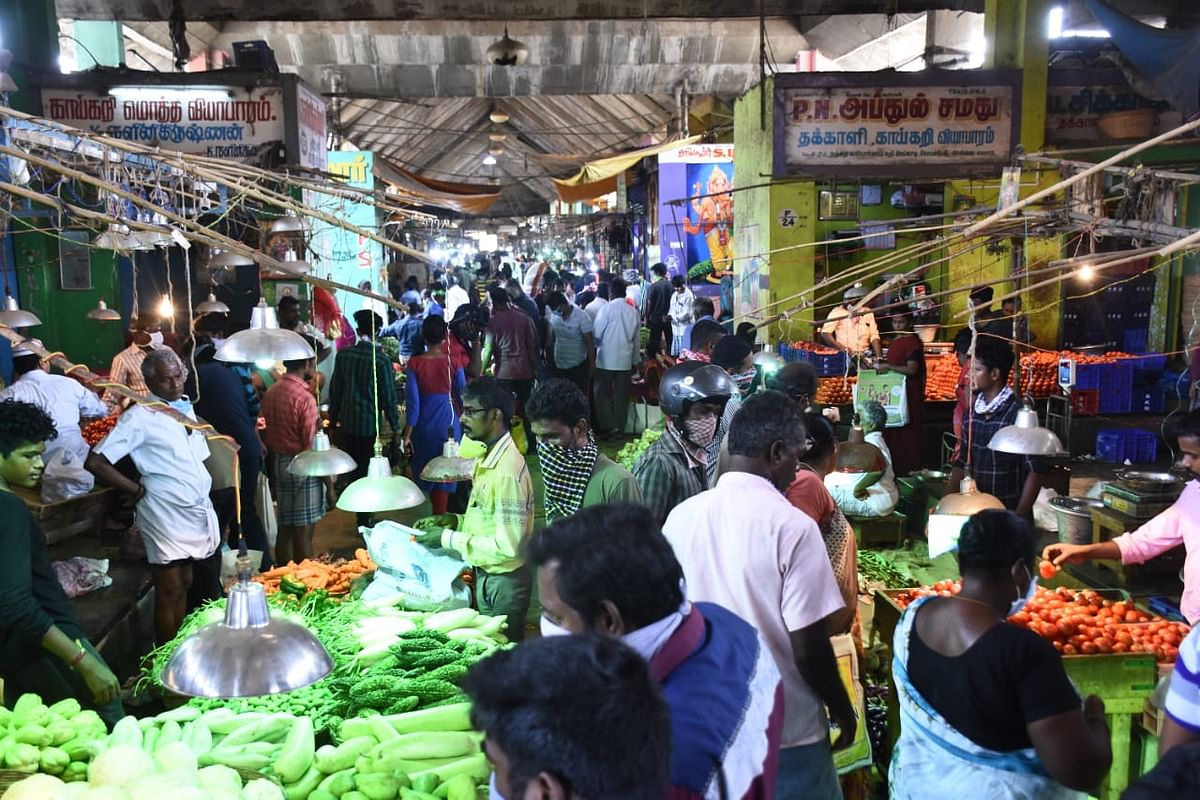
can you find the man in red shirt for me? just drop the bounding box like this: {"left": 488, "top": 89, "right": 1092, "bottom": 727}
{"left": 483, "top": 286, "right": 540, "bottom": 448}
{"left": 261, "top": 346, "right": 335, "bottom": 563}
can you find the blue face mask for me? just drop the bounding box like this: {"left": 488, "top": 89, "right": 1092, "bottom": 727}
{"left": 1008, "top": 565, "right": 1037, "bottom": 618}
{"left": 167, "top": 397, "right": 195, "bottom": 419}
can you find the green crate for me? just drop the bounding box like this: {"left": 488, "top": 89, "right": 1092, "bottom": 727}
{"left": 1062, "top": 653, "right": 1157, "bottom": 713}
{"left": 849, "top": 512, "right": 907, "bottom": 548}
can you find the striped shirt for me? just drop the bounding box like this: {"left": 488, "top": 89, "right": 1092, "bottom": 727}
{"left": 327, "top": 339, "right": 400, "bottom": 438}
{"left": 103, "top": 344, "right": 154, "bottom": 409}
{"left": 1165, "top": 625, "right": 1200, "bottom": 732}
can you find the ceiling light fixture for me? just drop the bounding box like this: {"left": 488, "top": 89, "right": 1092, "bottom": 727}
{"left": 927, "top": 474, "right": 1005, "bottom": 557}
{"left": 420, "top": 431, "right": 477, "bottom": 485}
{"left": 288, "top": 430, "right": 357, "bottom": 478}
{"left": 95, "top": 222, "right": 134, "bottom": 251}
{"left": 215, "top": 300, "right": 316, "bottom": 364}
{"left": 488, "top": 132, "right": 507, "bottom": 143}
{"left": 988, "top": 402, "right": 1068, "bottom": 457}
{"left": 270, "top": 210, "right": 309, "bottom": 234}
{"left": 0, "top": 49, "right": 17, "bottom": 92}
{"left": 489, "top": 108, "right": 510, "bottom": 125}
{"left": 483, "top": 154, "right": 498, "bottom": 166}
{"left": 488, "top": 145, "right": 504, "bottom": 157}
{"left": 0, "top": 293, "right": 41, "bottom": 328}
{"left": 281, "top": 249, "right": 312, "bottom": 275}
{"left": 196, "top": 292, "right": 231, "bottom": 314}
{"left": 209, "top": 248, "right": 257, "bottom": 269}
{"left": 485, "top": 25, "right": 530, "bottom": 67}
{"left": 85, "top": 298, "right": 121, "bottom": 321}
{"left": 1077, "top": 264, "right": 1095, "bottom": 281}
{"left": 337, "top": 447, "right": 426, "bottom": 512}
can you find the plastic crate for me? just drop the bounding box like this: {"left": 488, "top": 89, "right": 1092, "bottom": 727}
{"left": 1132, "top": 386, "right": 1166, "bottom": 413}
{"left": 1095, "top": 429, "right": 1158, "bottom": 464}
{"left": 1100, "top": 386, "right": 1133, "bottom": 414}
{"left": 1123, "top": 329, "right": 1149, "bottom": 354}
{"left": 1125, "top": 354, "right": 1167, "bottom": 372}
{"left": 1069, "top": 389, "right": 1100, "bottom": 415}
{"left": 1102, "top": 362, "right": 1135, "bottom": 391}
{"left": 1074, "top": 363, "right": 1108, "bottom": 390}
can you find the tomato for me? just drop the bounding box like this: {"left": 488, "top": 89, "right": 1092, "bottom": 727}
{"left": 1115, "top": 631, "right": 1133, "bottom": 645}
{"left": 1096, "top": 638, "right": 1113, "bottom": 654}
{"left": 1010, "top": 612, "right": 1030, "bottom": 627}
{"left": 1039, "top": 560, "right": 1059, "bottom": 579}
{"left": 1112, "top": 641, "right": 1129, "bottom": 653}
{"left": 1081, "top": 642, "right": 1098, "bottom": 655}
{"left": 1063, "top": 644, "right": 1078, "bottom": 655}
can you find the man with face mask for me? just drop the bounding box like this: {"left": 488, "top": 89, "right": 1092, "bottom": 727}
{"left": 632, "top": 363, "right": 734, "bottom": 527}
{"left": 103, "top": 314, "right": 164, "bottom": 411}
{"left": 663, "top": 391, "right": 856, "bottom": 800}
{"left": 527, "top": 503, "right": 784, "bottom": 799}
{"left": 86, "top": 349, "right": 221, "bottom": 644}
{"left": 414, "top": 378, "right": 535, "bottom": 641}
{"left": 525, "top": 379, "right": 640, "bottom": 523}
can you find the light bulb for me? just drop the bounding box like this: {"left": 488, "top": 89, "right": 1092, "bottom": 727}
{"left": 1077, "top": 264, "right": 1095, "bottom": 282}
{"left": 157, "top": 294, "right": 174, "bottom": 318}
{"left": 255, "top": 358, "right": 277, "bottom": 370}
{"left": 483, "top": 154, "right": 498, "bottom": 166}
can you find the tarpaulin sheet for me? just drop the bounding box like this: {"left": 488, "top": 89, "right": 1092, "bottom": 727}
{"left": 552, "top": 136, "right": 701, "bottom": 202}
{"left": 374, "top": 157, "right": 502, "bottom": 215}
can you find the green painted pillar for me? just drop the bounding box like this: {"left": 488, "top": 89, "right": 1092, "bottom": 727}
{"left": 985, "top": 0, "right": 1049, "bottom": 152}
{"left": 71, "top": 20, "right": 124, "bottom": 69}
{"left": 0, "top": 0, "right": 58, "bottom": 114}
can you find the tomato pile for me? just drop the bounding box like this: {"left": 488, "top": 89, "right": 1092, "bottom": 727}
{"left": 891, "top": 582, "right": 1189, "bottom": 663}
{"left": 788, "top": 341, "right": 841, "bottom": 356}
{"left": 816, "top": 376, "right": 856, "bottom": 405}
{"left": 82, "top": 415, "right": 119, "bottom": 446}
{"left": 925, "top": 355, "right": 962, "bottom": 401}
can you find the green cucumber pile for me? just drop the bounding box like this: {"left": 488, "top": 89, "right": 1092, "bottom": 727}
{"left": 858, "top": 551, "right": 913, "bottom": 589}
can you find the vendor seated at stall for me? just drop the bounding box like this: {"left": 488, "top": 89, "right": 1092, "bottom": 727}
{"left": 0, "top": 400, "right": 122, "bottom": 727}
{"left": 948, "top": 336, "right": 1047, "bottom": 516}
{"left": 824, "top": 402, "right": 898, "bottom": 518}
{"left": 890, "top": 509, "right": 1111, "bottom": 798}
{"left": 1045, "top": 409, "right": 1200, "bottom": 625}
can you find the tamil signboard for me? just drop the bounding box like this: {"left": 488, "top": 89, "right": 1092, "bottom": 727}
{"left": 41, "top": 86, "right": 284, "bottom": 160}
{"left": 1045, "top": 70, "right": 1175, "bottom": 145}
{"left": 773, "top": 71, "right": 1020, "bottom": 178}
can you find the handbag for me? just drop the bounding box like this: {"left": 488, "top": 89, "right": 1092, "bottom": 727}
{"left": 255, "top": 471, "right": 278, "bottom": 548}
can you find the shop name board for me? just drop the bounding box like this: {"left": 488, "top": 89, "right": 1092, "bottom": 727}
{"left": 41, "top": 87, "right": 284, "bottom": 160}
{"left": 1044, "top": 75, "right": 1173, "bottom": 143}
{"left": 657, "top": 143, "right": 735, "bottom": 163}
{"left": 774, "top": 73, "right": 1018, "bottom": 177}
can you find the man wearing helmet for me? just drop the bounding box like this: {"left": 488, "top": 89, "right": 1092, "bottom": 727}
{"left": 632, "top": 362, "right": 737, "bottom": 526}
{"left": 820, "top": 284, "right": 881, "bottom": 366}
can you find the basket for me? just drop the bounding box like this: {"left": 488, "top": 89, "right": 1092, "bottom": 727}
{"left": 0, "top": 770, "right": 38, "bottom": 793}
{"left": 1099, "top": 109, "right": 1157, "bottom": 141}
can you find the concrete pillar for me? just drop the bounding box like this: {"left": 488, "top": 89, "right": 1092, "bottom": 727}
{"left": 0, "top": 0, "right": 58, "bottom": 114}
{"left": 71, "top": 20, "right": 125, "bottom": 68}
{"left": 984, "top": 0, "right": 1049, "bottom": 152}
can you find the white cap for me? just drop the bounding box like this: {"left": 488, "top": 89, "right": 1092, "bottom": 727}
{"left": 12, "top": 339, "right": 43, "bottom": 357}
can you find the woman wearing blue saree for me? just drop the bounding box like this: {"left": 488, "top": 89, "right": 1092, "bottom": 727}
{"left": 890, "top": 510, "right": 1112, "bottom": 799}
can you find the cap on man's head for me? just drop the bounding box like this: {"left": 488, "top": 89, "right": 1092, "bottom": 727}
{"left": 843, "top": 283, "right": 868, "bottom": 301}
{"left": 12, "top": 339, "right": 43, "bottom": 358}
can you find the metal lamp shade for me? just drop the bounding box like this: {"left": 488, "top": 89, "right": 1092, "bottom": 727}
{"left": 337, "top": 455, "right": 426, "bottom": 513}
{"left": 160, "top": 579, "right": 332, "bottom": 698}
{"left": 282, "top": 249, "right": 312, "bottom": 274}
{"left": 95, "top": 223, "right": 134, "bottom": 251}
{"left": 215, "top": 302, "right": 316, "bottom": 364}
{"left": 289, "top": 431, "right": 357, "bottom": 477}
{"left": 420, "top": 437, "right": 477, "bottom": 484}
{"left": 134, "top": 229, "right": 174, "bottom": 249}
{"left": 196, "top": 293, "right": 231, "bottom": 314}
{"left": 927, "top": 476, "right": 1006, "bottom": 557}
{"left": 0, "top": 72, "right": 17, "bottom": 93}
{"left": 752, "top": 351, "right": 785, "bottom": 374}
{"left": 0, "top": 295, "right": 41, "bottom": 328}
{"left": 85, "top": 299, "right": 121, "bottom": 321}
{"left": 270, "top": 212, "right": 309, "bottom": 234}
{"left": 988, "top": 405, "right": 1067, "bottom": 457}
{"left": 209, "top": 249, "right": 256, "bottom": 269}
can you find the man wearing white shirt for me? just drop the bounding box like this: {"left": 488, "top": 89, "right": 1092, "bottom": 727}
{"left": 446, "top": 275, "right": 471, "bottom": 321}
{"left": 86, "top": 349, "right": 221, "bottom": 644}
{"left": 592, "top": 278, "right": 640, "bottom": 438}
{"left": 0, "top": 343, "right": 106, "bottom": 463}
{"left": 584, "top": 283, "right": 610, "bottom": 321}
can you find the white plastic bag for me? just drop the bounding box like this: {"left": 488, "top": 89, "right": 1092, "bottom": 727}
{"left": 220, "top": 546, "right": 265, "bottom": 586}
{"left": 52, "top": 557, "right": 111, "bottom": 598}
{"left": 363, "top": 521, "right": 472, "bottom": 610}
{"left": 255, "top": 472, "right": 278, "bottom": 548}
{"left": 1032, "top": 487, "right": 1060, "bottom": 533}
{"left": 41, "top": 449, "right": 95, "bottom": 503}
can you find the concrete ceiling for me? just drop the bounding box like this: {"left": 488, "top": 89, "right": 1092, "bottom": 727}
{"left": 58, "top": 0, "right": 984, "bottom": 21}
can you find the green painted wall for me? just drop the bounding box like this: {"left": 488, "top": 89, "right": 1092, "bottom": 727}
{"left": 10, "top": 220, "right": 124, "bottom": 370}
{"left": 732, "top": 79, "right": 774, "bottom": 327}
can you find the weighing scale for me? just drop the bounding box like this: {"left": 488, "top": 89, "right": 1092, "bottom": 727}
{"left": 1101, "top": 471, "right": 1183, "bottom": 521}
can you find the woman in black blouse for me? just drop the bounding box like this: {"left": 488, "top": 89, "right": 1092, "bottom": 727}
{"left": 0, "top": 400, "right": 122, "bottom": 726}
{"left": 889, "top": 510, "right": 1111, "bottom": 798}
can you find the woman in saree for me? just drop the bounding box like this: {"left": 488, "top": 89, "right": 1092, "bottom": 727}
{"left": 890, "top": 509, "right": 1112, "bottom": 799}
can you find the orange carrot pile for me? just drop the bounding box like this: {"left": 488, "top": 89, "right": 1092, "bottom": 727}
{"left": 253, "top": 548, "right": 377, "bottom": 596}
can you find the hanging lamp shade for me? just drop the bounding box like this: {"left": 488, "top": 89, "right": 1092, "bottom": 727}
{"left": 95, "top": 222, "right": 134, "bottom": 251}
{"left": 489, "top": 108, "right": 510, "bottom": 124}
{"left": 196, "top": 293, "right": 231, "bottom": 314}
{"left": 288, "top": 430, "right": 357, "bottom": 477}
{"left": 85, "top": 298, "right": 121, "bottom": 321}
{"left": 281, "top": 249, "right": 312, "bottom": 275}
{"left": 209, "top": 249, "right": 257, "bottom": 269}
{"left": 988, "top": 403, "right": 1067, "bottom": 457}
{"left": 927, "top": 475, "right": 1005, "bottom": 558}
{"left": 485, "top": 26, "right": 529, "bottom": 66}
{"left": 488, "top": 132, "right": 507, "bottom": 142}
{"left": 420, "top": 433, "right": 477, "bottom": 484}
{"left": 126, "top": 229, "right": 159, "bottom": 251}
{"left": 270, "top": 211, "right": 309, "bottom": 234}
{"left": 488, "top": 144, "right": 504, "bottom": 157}
{"left": 215, "top": 300, "right": 316, "bottom": 364}
{"left": 160, "top": 553, "right": 332, "bottom": 697}
{"left": 752, "top": 350, "right": 785, "bottom": 375}
{"left": 0, "top": 72, "right": 16, "bottom": 93}
{"left": 337, "top": 449, "right": 425, "bottom": 513}
{"left": 0, "top": 294, "right": 41, "bottom": 328}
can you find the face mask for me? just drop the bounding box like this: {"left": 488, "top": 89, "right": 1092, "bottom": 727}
{"left": 167, "top": 397, "right": 195, "bottom": 419}
{"left": 682, "top": 414, "right": 719, "bottom": 447}
{"left": 732, "top": 368, "right": 756, "bottom": 392}
{"left": 149, "top": 331, "right": 164, "bottom": 347}
{"left": 1008, "top": 565, "right": 1037, "bottom": 618}
{"left": 539, "top": 615, "right": 570, "bottom": 637}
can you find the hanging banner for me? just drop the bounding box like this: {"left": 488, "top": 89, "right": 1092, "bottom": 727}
{"left": 311, "top": 151, "right": 383, "bottom": 315}
{"left": 41, "top": 86, "right": 284, "bottom": 160}
{"left": 658, "top": 144, "right": 734, "bottom": 300}
{"left": 1044, "top": 70, "right": 1175, "bottom": 144}
{"left": 774, "top": 71, "right": 1020, "bottom": 178}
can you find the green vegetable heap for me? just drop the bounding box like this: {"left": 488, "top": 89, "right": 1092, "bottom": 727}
{"left": 616, "top": 424, "right": 664, "bottom": 470}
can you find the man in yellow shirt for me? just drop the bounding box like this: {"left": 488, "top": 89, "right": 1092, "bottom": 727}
{"left": 415, "top": 377, "right": 535, "bottom": 640}
{"left": 820, "top": 284, "right": 881, "bottom": 364}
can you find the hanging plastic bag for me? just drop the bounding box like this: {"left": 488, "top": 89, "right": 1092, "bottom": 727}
{"left": 41, "top": 449, "right": 95, "bottom": 503}
{"left": 52, "top": 557, "right": 111, "bottom": 598}
{"left": 255, "top": 471, "right": 278, "bottom": 548}
{"left": 362, "top": 521, "right": 472, "bottom": 610}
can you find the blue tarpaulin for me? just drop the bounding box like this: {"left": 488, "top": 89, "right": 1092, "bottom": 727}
{"left": 1086, "top": 0, "right": 1200, "bottom": 120}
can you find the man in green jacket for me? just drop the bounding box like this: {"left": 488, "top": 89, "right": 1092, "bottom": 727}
{"left": 526, "top": 378, "right": 641, "bottom": 523}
